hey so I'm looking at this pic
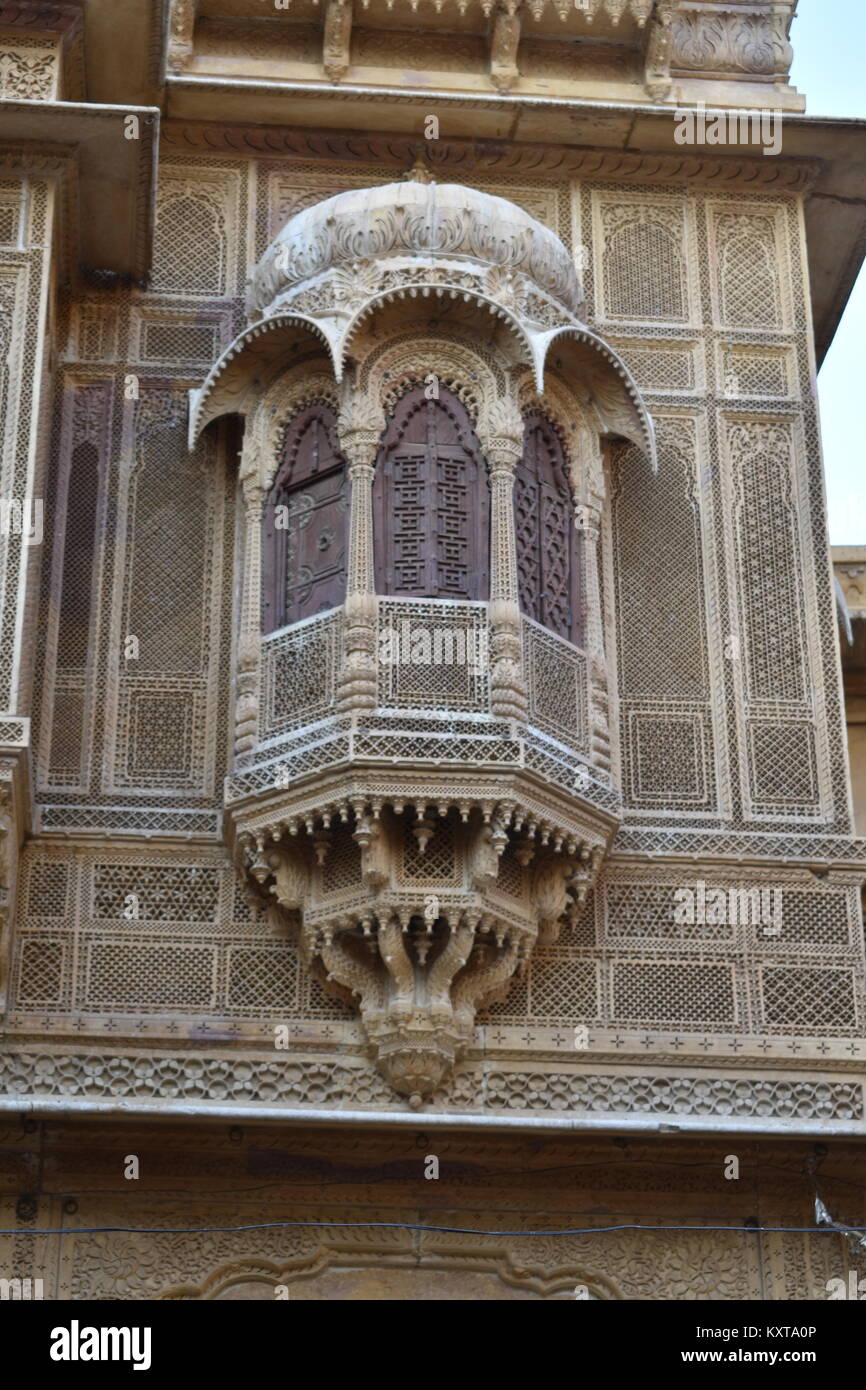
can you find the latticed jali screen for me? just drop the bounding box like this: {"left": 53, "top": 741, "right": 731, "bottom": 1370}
{"left": 9, "top": 147, "right": 860, "bottom": 1092}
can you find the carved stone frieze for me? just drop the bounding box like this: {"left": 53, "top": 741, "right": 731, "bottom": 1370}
{"left": 671, "top": 5, "right": 795, "bottom": 79}
{"left": 162, "top": 124, "right": 819, "bottom": 193}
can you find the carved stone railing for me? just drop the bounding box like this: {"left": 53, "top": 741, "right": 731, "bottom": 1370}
{"left": 252, "top": 599, "right": 601, "bottom": 781}
{"left": 376, "top": 597, "right": 490, "bottom": 716}
{"left": 260, "top": 607, "right": 343, "bottom": 742}
{"left": 522, "top": 615, "right": 590, "bottom": 758}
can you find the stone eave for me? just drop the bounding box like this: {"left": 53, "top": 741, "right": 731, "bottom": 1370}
{"left": 81, "top": 0, "right": 170, "bottom": 106}
{"left": 0, "top": 100, "right": 159, "bottom": 279}
{"left": 163, "top": 88, "right": 866, "bottom": 365}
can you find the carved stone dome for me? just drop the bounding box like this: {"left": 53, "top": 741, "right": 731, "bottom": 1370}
{"left": 249, "top": 178, "right": 585, "bottom": 323}
{"left": 191, "top": 178, "right": 655, "bottom": 470}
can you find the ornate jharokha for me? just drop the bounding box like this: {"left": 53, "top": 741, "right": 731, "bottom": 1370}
{"left": 190, "top": 170, "right": 655, "bottom": 1098}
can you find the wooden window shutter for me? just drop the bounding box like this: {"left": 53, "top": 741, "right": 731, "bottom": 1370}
{"left": 261, "top": 403, "right": 349, "bottom": 633}
{"left": 516, "top": 414, "right": 581, "bottom": 643}
{"left": 373, "top": 385, "right": 489, "bottom": 600}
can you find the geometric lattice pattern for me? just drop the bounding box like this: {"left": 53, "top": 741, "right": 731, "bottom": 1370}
{"left": 597, "top": 197, "right": 691, "bottom": 323}
{"left": 377, "top": 598, "right": 489, "bottom": 713}
{"left": 523, "top": 617, "right": 589, "bottom": 753}
{"left": 262, "top": 609, "right": 342, "bottom": 737}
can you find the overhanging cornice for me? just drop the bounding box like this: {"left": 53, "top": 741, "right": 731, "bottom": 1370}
{"left": 0, "top": 100, "right": 159, "bottom": 279}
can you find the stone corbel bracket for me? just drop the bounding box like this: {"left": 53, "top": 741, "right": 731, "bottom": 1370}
{"left": 168, "top": 0, "right": 197, "bottom": 73}
{"left": 238, "top": 796, "right": 607, "bottom": 1102}
{"left": 489, "top": 1, "right": 522, "bottom": 94}
{"left": 323, "top": 0, "right": 353, "bottom": 82}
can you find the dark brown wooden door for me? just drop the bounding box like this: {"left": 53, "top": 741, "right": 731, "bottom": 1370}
{"left": 373, "top": 385, "right": 489, "bottom": 600}
{"left": 262, "top": 403, "right": 348, "bottom": 632}
{"left": 515, "top": 414, "right": 581, "bottom": 643}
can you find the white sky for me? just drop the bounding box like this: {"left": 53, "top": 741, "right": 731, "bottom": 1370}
{"left": 789, "top": 0, "right": 866, "bottom": 543}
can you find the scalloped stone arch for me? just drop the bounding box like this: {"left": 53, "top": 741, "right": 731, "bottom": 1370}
{"left": 252, "top": 366, "right": 342, "bottom": 496}
{"left": 189, "top": 314, "right": 338, "bottom": 447}
{"left": 538, "top": 325, "right": 657, "bottom": 471}
{"left": 341, "top": 284, "right": 538, "bottom": 382}
{"left": 357, "top": 329, "right": 510, "bottom": 446}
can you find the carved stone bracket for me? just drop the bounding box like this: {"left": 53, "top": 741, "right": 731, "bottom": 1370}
{"left": 168, "top": 0, "right": 197, "bottom": 73}
{"left": 489, "top": 2, "right": 521, "bottom": 94}
{"left": 323, "top": 0, "right": 353, "bottom": 83}
{"left": 239, "top": 799, "right": 606, "bottom": 1102}
{"left": 644, "top": 0, "right": 676, "bottom": 100}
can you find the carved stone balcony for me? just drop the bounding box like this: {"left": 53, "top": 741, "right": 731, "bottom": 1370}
{"left": 191, "top": 175, "right": 655, "bottom": 1100}
{"left": 226, "top": 597, "right": 619, "bottom": 1100}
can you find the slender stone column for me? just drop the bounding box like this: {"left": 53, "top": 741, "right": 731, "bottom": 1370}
{"left": 576, "top": 491, "right": 610, "bottom": 775}
{"left": 235, "top": 435, "right": 264, "bottom": 760}
{"left": 481, "top": 399, "right": 527, "bottom": 723}
{"left": 336, "top": 401, "right": 381, "bottom": 714}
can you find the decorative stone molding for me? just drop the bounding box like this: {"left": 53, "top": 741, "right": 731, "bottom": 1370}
{"left": 1, "top": 1045, "right": 861, "bottom": 1126}
{"left": 162, "top": 123, "right": 819, "bottom": 194}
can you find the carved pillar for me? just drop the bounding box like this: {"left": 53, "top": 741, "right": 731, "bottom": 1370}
{"left": 336, "top": 397, "right": 381, "bottom": 714}
{"left": 577, "top": 483, "right": 610, "bottom": 776}
{"left": 235, "top": 436, "right": 264, "bottom": 760}
{"left": 481, "top": 399, "right": 527, "bottom": 723}
{"left": 490, "top": 2, "right": 521, "bottom": 94}
{"left": 323, "top": 0, "right": 353, "bottom": 82}
{"left": 168, "top": 0, "right": 197, "bottom": 72}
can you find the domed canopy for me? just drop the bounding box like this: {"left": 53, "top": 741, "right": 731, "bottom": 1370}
{"left": 189, "top": 176, "right": 656, "bottom": 471}
{"left": 249, "top": 179, "right": 586, "bottom": 323}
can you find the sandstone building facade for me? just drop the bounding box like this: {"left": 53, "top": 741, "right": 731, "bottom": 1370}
{"left": 1, "top": 0, "right": 865, "bottom": 1300}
